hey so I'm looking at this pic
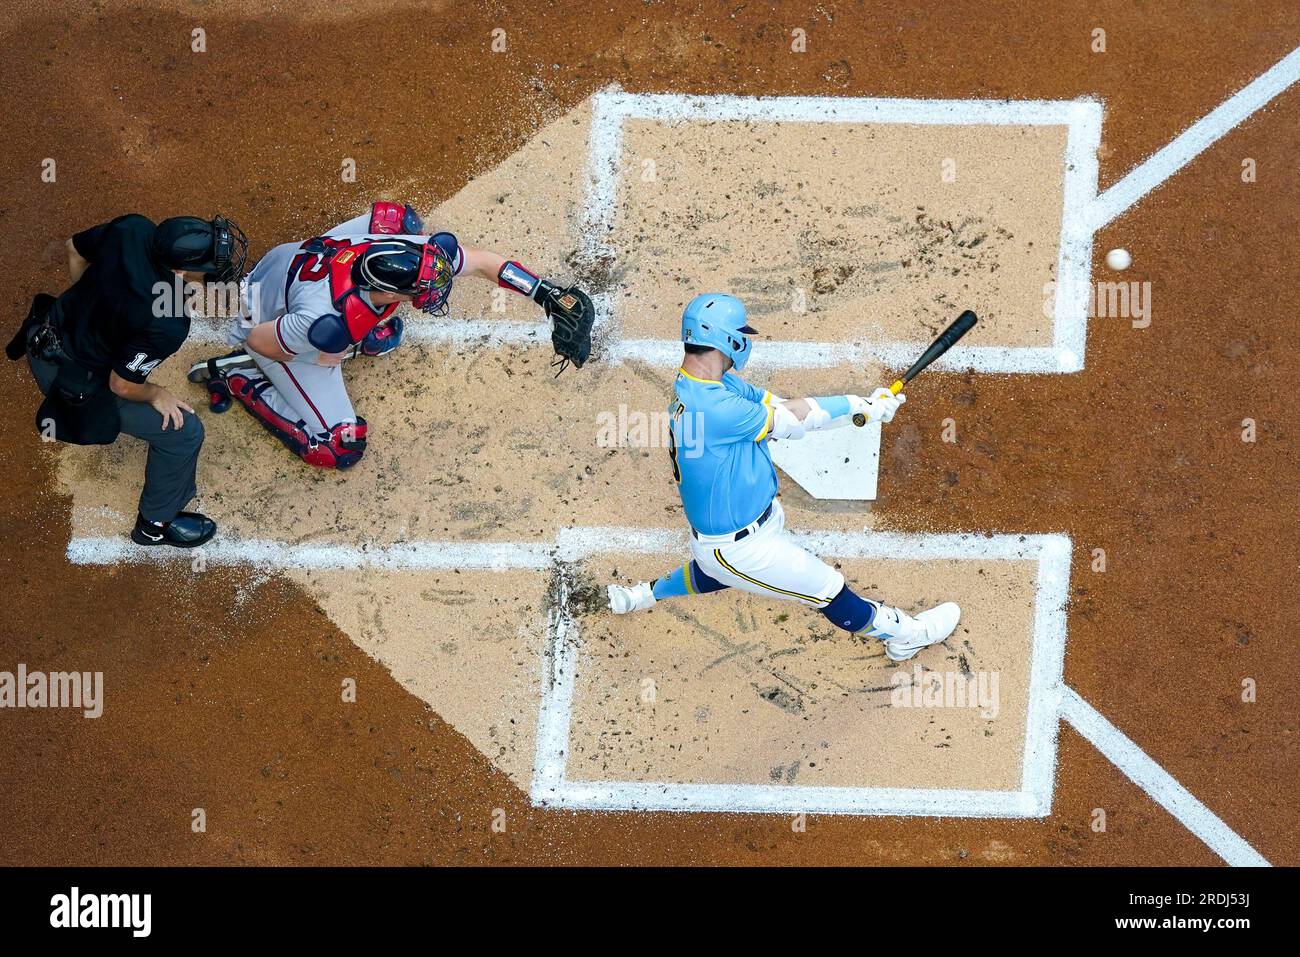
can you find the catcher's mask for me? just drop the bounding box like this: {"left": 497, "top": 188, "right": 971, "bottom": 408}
{"left": 152, "top": 215, "right": 249, "bottom": 283}
{"left": 352, "top": 239, "right": 454, "bottom": 316}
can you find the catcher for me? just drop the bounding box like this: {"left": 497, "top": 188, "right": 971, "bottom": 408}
{"left": 189, "top": 201, "right": 594, "bottom": 469}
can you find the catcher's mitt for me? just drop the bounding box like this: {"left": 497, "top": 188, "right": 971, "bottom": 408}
{"left": 537, "top": 282, "right": 594, "bottom": 374}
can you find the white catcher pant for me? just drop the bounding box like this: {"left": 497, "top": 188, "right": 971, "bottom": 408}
{"left": 246, "top": 350, "right": 358, "bottom": 435}
{"left": 689, "top": 499, "right": 845, "bottom": 608}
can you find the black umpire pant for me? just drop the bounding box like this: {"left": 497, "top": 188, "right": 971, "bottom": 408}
{"left": 27, "top": 354, "right": 204, "bottom": 523}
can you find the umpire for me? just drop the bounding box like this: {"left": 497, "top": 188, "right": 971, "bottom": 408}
{"left": 6, "top": 213, "right": 248, "bottom": 548}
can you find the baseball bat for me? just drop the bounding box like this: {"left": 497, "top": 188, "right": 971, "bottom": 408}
{"left": 852, "top": 309, "right": 978, "bottom": 427}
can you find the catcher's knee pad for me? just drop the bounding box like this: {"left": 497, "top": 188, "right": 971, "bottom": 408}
{"left": 302, "top": 419, "right": 368, "bottom": 470}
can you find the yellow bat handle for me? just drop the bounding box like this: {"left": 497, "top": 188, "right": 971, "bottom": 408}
{"left": 852, "top": 380, "right": 906, "bottom": 427}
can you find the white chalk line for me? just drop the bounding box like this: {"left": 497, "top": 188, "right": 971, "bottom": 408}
{"left": 187, "top": 312, "right": 1079, "bottom": 374}
{"left": 1020, "top": 537, "right": 1072, "bottom": 813}
{"left": 532, "top": 571, "right": 578, "bottom": 797}
{"left": 615, "top": 339, "right": 1081, "bottom": 374}
{"left": 604, "top": 91, "right": 1098, "bottom": 126}
{"left": 530, "top": 530, "right": 1070, "bottom": 820}
{"left": 67, "top": 527, "right": 1066, "bottom": 569}
{"left": 1059, "top": 688, "right": 1271, "bottom": 867}
{"left": 1089, "top": 45, "right": 1300, "bottom": 229}
{"left": 65, "top": 527, "right": 684, "bottom": 569}
{"left": 66, "top": 535, "right": 558, "bottom": 570}
{"left": 535, "top": 781, "right": 1040, "bottom": 818}
{"left": 1055, "top": 101, "right": 1102, "bottom": 366}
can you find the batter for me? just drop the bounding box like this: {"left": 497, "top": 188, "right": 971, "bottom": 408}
{"left": 607, "top": 293, "right": 960, "bottom": 662}
{"left": 190, "top": 201, "right": 593, "bottom": 468}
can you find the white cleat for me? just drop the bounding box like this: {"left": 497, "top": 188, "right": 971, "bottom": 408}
{"left": 867, "top": 601, "right": 961, "bottom": 662}
{"left": 607, "top": 581, "right": 657, "bottom": 614}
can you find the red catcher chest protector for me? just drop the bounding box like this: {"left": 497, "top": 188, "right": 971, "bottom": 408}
{"left": 292, "top": 237, "right": 400, "bottom": 344}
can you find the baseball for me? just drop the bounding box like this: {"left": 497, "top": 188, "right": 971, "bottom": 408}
{"left": 1106, "top": 248, "right": 1132, "bottom": 271}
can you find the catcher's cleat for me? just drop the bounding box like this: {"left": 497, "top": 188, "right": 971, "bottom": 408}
{"left": 207, "top": 377, "right": 232, "bottom": 414}
{"left": 862, "top": 602, "right": 961, "bottom": 662}
{"left": 188, "top": 348, "right": 256, "bottom": 384}
{"left": 608, "top": 581, "right": 656, "bottom": 614}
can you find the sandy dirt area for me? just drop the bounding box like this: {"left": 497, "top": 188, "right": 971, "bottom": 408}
{"left": 615, "top": 119, "right": 1066, "bottom": 346}
{"left": 570, "top": 555, "right": 1037, "bottom": 791}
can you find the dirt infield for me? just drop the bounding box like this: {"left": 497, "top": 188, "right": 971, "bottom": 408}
{"left": 1, "top": 1, "right": 1296, "bottom": 866}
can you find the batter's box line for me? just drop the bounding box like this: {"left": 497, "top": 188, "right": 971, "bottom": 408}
{"left": 532, "top": 531, "right": 1071, "bottom": 822}
{"left": 581, "top": 89, "right": 1102, "bottom": 375}
{"left": 534, "top": 528, "right": 1272, "bottom": 865}
{"left": 182, "top": 316, "right": 1075, "bottom": 375}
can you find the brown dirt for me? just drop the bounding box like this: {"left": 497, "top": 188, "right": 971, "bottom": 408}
{"left": 1, "top": 0, "right": 1296, "bottom": 865}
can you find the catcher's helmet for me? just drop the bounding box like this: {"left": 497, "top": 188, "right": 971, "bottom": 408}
{"left": 680, "top": 293, "right": 758, "bottom": 371}
{"left": 151, "top": 215, "right": 249, "bottom": 282}
{"left": 352, "top": 238, "right": 454, "bottom": 315}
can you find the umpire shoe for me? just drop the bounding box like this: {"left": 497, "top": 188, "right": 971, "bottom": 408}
{"left": 131, "top": 512, "right": 217, "bottom": 549}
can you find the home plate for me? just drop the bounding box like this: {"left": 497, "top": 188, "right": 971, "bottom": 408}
{"left": 769, "top": 422, "right": 881, "bottom": 500}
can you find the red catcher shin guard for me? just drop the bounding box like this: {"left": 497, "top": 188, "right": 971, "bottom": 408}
{"left": 226, "top": 373, "right": 367, "bottom": 469}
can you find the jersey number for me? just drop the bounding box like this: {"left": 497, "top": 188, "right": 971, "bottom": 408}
{"left": 124, "top": 353, "right": 161, "bottom": 376}
{"left": 291, "top": 237, "right": 356, "bottom": 284}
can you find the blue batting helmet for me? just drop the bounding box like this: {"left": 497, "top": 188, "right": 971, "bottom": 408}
{"left": 680, "top": 293, "right": 758, "bottom": 371}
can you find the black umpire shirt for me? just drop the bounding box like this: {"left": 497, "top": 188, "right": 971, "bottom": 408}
{"left": 55, "top": 214, "right": 190, "bottom": 383}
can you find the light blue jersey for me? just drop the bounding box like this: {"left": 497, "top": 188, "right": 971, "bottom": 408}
{"left": 669, "top": 367, "right": 778, "bottom": 535}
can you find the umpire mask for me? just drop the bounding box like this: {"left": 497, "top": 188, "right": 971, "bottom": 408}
{"left": 152, "top": 215, "right": 249, "bottom": 282}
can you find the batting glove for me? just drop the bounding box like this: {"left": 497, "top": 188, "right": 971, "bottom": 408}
{"left": 851, "top": 389, "right": 907, "bottom": 425}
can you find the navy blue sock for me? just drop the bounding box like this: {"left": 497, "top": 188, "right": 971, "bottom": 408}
{"left": 820, "top": 584, "right": 877, "bottom": 634}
